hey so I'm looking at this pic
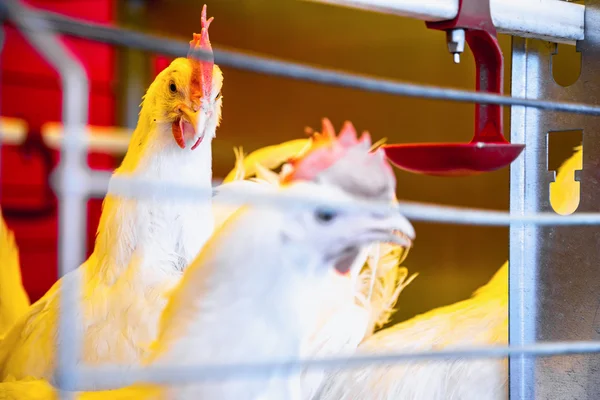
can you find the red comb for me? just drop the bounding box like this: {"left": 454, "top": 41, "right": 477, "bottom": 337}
{"left": 282, "top": 118, "right": 389, "bottom": 183}
{"left": 187, "top": 4, "right": 214, "bottom": 99}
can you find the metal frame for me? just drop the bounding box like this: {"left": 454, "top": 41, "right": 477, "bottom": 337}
{"left": 2, "top": 1, "right": 89, "bottom": 396}
{"left": 304, "top": 0, "right": 585, "bottom": 44}
{"left": 3, "top": 0, "right": 600, "bottom": 397}
{"left": 510, "top": 1, "right": 600, "bottom": 398}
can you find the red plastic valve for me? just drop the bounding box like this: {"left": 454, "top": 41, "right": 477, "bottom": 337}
{"left": 383, "top": 0, "right": 525, "bottom": 176}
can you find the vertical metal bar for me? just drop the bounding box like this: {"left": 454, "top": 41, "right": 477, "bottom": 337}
{"left": 509, "top": 1, "right": 600, "bottom": 398}
{"left": 0, "top": 26, "right": 5, "bottom": 198}
{"left": 509, "top": 36, "right": 539, "bottom": 400}
{"left": 3, "top": 0, "right": 90, "bottom": 397}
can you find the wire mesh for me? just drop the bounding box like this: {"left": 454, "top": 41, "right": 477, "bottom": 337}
{"left": 2, "top": 0, "right": 599, "bottom": 397}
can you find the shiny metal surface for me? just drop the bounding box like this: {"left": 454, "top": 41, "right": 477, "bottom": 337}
{"left": 509, "top": 1, "right": 600, "bottom": 398}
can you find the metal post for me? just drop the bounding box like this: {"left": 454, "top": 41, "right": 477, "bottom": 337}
{"left": 3, "top": 0, "right": 90, "bottom": 397}
{"left": 117, "top": 0, "right": 149, "bottom": 130}
{"left": 509, "top": 0, "right": 600, "bottom": 398}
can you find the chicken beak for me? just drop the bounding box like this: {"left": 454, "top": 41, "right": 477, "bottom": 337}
{"left": 180, "top": 105, "right": 200, "bottom": 133}
{"left": 171, "top": 104, "right": 203, "bottom": 150}
{"left": 329, "top": 211, "right": 415, "bottom": 276}
{"left": 355, "top": 211, "right": 415, "bottom": 248}
{"left": 387, "top": 213, "right": 415, "bottom": 248}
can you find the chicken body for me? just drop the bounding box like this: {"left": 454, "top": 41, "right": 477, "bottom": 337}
{"left": 214, "top": 119, "right": 417, "bottom": 399}
{"left": 0, "top": 181, "right": 414, "bottom": 400}
{"left": 316, "top": 263, "right": 507, "bottom": 400}
{"left": 0, "top": 210, "right": 29, "bottom": 338}
{"left": 315, "top": 145, "right": 582, "bottom": 400}
{"left": 0, "top": 6, "right": 223, "bottom": 385}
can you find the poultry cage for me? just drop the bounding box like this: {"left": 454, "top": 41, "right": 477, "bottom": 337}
{"left": 0, "top": 0, "right": 599, "bottom": 398}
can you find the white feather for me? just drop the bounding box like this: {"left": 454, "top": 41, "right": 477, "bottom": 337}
{"left": 316, "top": 263, "right": 508, "bottom": 400}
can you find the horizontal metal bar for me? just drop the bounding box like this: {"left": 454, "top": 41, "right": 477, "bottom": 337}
{"left": 72, "top": 340, "right": 600, "bottom": 390}
{"left": 0, "top": 118, "right": 131, "bottom": 154}
{"left": 394, "top": 200, "right": 600, "bottom": 226}
{"left": 42, "top": 122, "right": 130, "bottom": 155}
{"left": 304, "top": 0, "right": 584, "bottom": 44}
{"left": 47, "top": 170, "right": 600, "bottom": 227}
{"left": 3, "top": 6, "right": 600, "bottom": 115}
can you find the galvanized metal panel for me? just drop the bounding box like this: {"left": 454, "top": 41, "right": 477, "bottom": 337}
{"left": 510, "top": 1, "right": 600, "bottom": 398}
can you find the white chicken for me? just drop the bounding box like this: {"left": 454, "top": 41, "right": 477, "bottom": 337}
{"left": 214, "top": 118, "right": 418, "bottom": 399}
{"left": 314, "top": 145, "right": 583, "bottom": 399}
{"left": 0, "top": 4, "right": 223, "bottom": 384}
{"left": 147, "top": 180, "right": 414, "bottom": 400}
{"left": 0, "top": 176, "right": 415, "bottom": 400}
{"left": 316, "top": 261, "right": 507, "bottom": 400}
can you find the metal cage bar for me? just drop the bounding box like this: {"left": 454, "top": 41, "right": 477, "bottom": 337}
{"left": 303, "top": 0, "right": 585, "bottom": 44}
{"left": 2, "top": 0, "right": 600, "bottom": 396}
{"left": 3, "top": 0, "right": 90, "bottom": 397}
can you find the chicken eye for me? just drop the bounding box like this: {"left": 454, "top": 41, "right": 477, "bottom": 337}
{"left": 215, "top": 91, "right": 222, "bottom": 101}
{"left": 314, "top": 208, "right": 337, "bottom": 224}
{"left": 169, "top": 82, "right": 177, "bottom": 94}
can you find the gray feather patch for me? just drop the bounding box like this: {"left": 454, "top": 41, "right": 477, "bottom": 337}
{"left": 315, "top": 145, "right": 395, "bottom": 202}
